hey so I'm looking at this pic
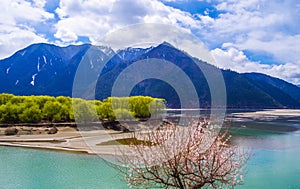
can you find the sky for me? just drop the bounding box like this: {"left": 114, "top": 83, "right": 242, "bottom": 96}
{"left": 0, "top": 0, "right": 300, "bottom": 85}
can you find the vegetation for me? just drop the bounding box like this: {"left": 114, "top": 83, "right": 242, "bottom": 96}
{"left": 98, "top": 137, "right": 155, "bottom": 146}
{"left": 118, "top": 121, "right": 248, "bottom": 188}
{"left": 0, "top": 93, "right": 165, "bottom": 124}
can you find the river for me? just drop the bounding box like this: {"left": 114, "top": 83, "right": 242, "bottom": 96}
{"left": 0, "top": 110, "right": 300, "bottom": 189}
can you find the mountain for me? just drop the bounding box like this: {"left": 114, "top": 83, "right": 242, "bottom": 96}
{"left": 116, "top": 46, "right": 154, "bottom": 62}
{"left": 244, "top": 73, "right": 300, "bottom": 106}
{"left": 96, "top": 42, "right": 300, "bottom": 108}
{"left": 96, "top": 42, "right": 212, "bottom": 108}
{"left": 0, "top": 43, "right": 116, "bottom": 96}
{"left": 1, "top": 43, "right": 300, "bottom": 108}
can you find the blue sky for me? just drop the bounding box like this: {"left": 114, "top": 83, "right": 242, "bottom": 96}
{"left": 0, "top": 0, "right": 299, "bottom": 84}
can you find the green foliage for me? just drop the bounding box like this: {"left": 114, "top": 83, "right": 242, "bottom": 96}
{"left": 43, "top": 101, "right": 64, "bottom": 121}
{"left": 129, "top": 96, "right": 165, "bottom": 118}
{"left": 19, "top": 104, "right": 42, "bottom": 123}
{"left": 0, "top": 103, "right": 22, "bottom": 123}
{"left": 149, "top": 99, "right": 166, "bottom": 119}
{"left": 98, "top": 137, "right": 154, "bottom": 146}
{"left": 129, "top": 96, "right": 152, "bottom": 118}
{"left": 35, "top": 96, "right": 55, "bottom": 109}
{"left": 97, "top": 99, "right": 116, "bottom": 121}
{"left": 0, "top": 93, "right": 14, "bottom": 105}
{"left": 73, "top": 99, "right": 98, "bottom": 123}
{"left": 113, "top": 108, "right": 135, "bottom": 121}
{"left": 0, "top": 93, "right": 166, "bottom": 124}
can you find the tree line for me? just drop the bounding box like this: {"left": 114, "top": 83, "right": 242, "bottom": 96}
{"left": 0, "top": 94, "right": 165, "bottom": 123}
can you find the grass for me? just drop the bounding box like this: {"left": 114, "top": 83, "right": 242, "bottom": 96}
{"left": 97, "top": 137, "right": 155, "bottom": 146}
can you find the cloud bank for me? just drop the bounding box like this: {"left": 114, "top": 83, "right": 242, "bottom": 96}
{"left": 1, "top": 0, "right": 299, "bottom": 84}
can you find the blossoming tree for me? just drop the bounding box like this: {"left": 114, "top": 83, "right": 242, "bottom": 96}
{"left": 118, "top": 120, "right": 248, "bottom": 188}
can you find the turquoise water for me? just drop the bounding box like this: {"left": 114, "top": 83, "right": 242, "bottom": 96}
{"left": 237, "top": 131, "right": 300, "bottom": 189}
{"left": 1, "top": 120, "right": 300, "bottom": 188}
{"left": 0, "top": 147, "right": 128, "bottom": 189}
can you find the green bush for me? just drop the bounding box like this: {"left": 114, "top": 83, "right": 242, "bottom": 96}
{"left": 0, "top": 93, "right": 166, "bottom": 123}
{"left": 73, "top": 99, "right": 98, "bottom": 123}
{"left": 113, "top": 108, "right": 135, "bottom": 121}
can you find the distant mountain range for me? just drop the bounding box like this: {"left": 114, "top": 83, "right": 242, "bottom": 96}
{"left": 1, "top": 42, "right": 300, "bottom": 109}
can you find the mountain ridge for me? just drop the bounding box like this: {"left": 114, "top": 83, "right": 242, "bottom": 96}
{"left": 1, "top": 43, "right": 300, "bottom": 109}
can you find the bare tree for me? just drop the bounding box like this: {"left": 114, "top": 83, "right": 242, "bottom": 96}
{"left": 117, "top": 120, "right": 248, "bottom": 189}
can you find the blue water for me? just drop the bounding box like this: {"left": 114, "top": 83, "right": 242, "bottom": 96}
{"left": 1, "top": 121, "right": 300, "bottom": 188}
{"left": 0, "top": 147, "right": 128, "bottom": 189}
{"left": 237, "top": 131, "right": 300, "bottom": 189}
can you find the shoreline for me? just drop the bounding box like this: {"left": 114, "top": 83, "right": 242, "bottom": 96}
{"left": 0, "top": 109, "right": 299, "bottom": 155}
{"left": 0, "top": 142, "right": 90, "bottom": 155}
{"left": 0, "top": 127, "right": 132, "bottom": 156}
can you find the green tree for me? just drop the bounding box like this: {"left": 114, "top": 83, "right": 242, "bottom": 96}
{"left": 9, "top": 96, "right": 26, "bottom": 104}
{"left": 0, "top": 94, "right": 166, "bottom": 124}
{"left": 57, "top": 96, "right": 74, "bottom": 121}
{"left": 114, "top": 108, "right": 135, "bottom": 121}
{"left": 0, "top": 103, "right": 22, "bottom": 123}
{"left": 18, "top": 98, "right": 42, "bottom": 123}
{"left": 0, "top": 93, "right": 14, "bottom": 105}
{"left": 129, "top": 96, "right": 155, "bottom": 118}
{"left": 19, "top": 104, "right": 42, "bottom": 123}
{"left": 73, "top": 99, "right": 98, "bottom": 123}
{"left": 98, "top": 100, "right": 116, "bottom": 121}
{"left": 35, "top": 96, "right": 55, "bottom": 109}
{"left": 43, "top": 101, "right": 63, "bottom": 122}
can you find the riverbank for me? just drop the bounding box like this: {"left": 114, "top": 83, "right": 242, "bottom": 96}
{"left": 0, "top": 126, "right": 132, "bottom": 155}
{"left": 0, "top": 109, "right": 299, "bottom": 155}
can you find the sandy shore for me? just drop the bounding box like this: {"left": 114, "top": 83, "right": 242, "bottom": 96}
{"left": 0, "top": 126, "right": 132, "bottom": 156}
{"left": 1, "top": 109, "right": 299, "bottom": 154}
{"left": 233, "top": 109, "right": 300, "bottom": 116}
{"left": 231, "top": 109, "right": 300, "bottom": 121}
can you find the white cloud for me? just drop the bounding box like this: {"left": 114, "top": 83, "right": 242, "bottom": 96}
{"left": 0, "top": 24, "right": 48, "bottom": 59}
{"left": 98, "top": 23, "right": 214, "bottom": 64}
{"left": 211, "top": 46, "right": 269, "bottom": 72}
{"left": 0, "top": 0, "right": 299, "bottom": 85}
{"left": 196, "top": 0, "right": 300, "bottom": 84}
{"left": 0, "top": 0, "right": 53, "bottom": 25}
{"left": 0, "top": 0, "right": 54, "bottom": 59}
{"left": 54, "top": 0, "right": 201, "bottom": 44}
{"left": 236, "top": 33, "right": 300, "bottom": 63}
{"left": 211, "top": 46, "right": 300, "bottom": 85}
{"left": 54, "top": 27, "right": 78, "bottom": 42}
{"left": 197, "top": 0, "right": 299, "bottom": 47}
{"left": 32, "top": 0, "right": 47, "bottom": 8}
{"left": 197, "top": 14, "right": 214, "bottom": 25}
